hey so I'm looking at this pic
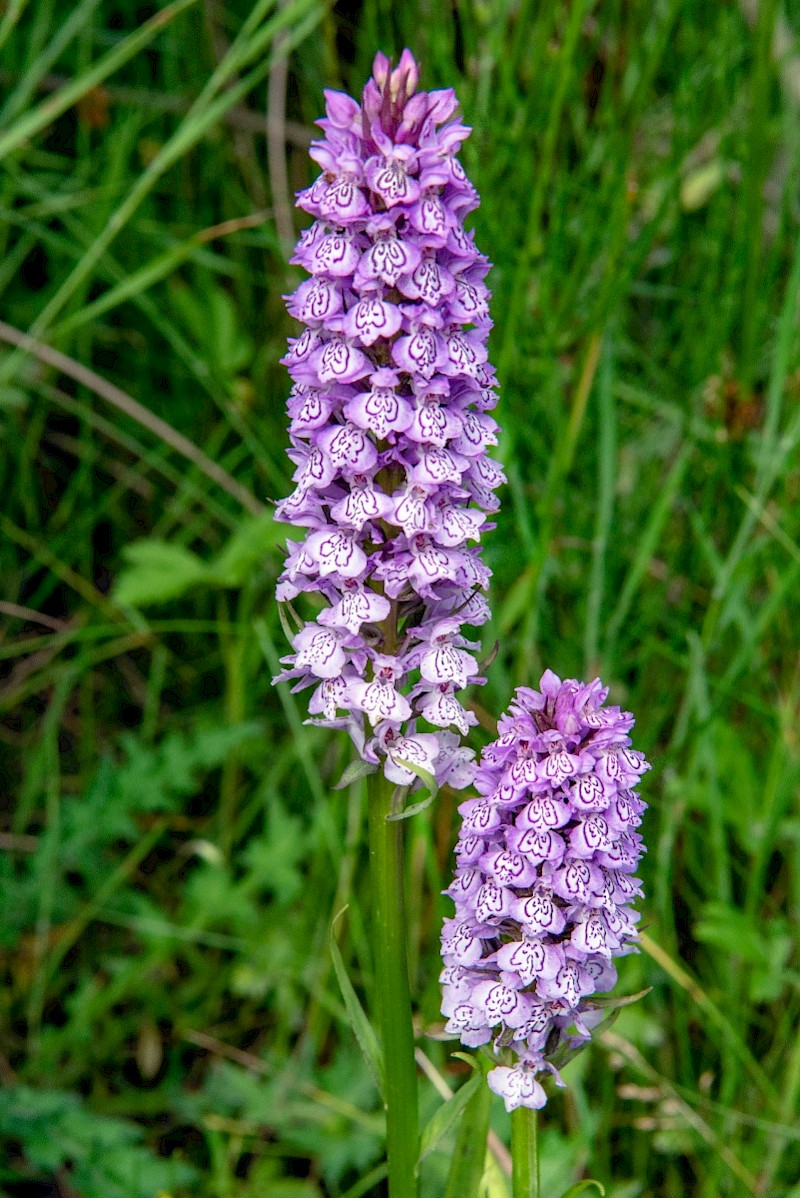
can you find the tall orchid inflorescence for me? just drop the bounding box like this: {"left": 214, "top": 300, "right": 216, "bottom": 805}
{"left": 274, "top": 50, "right": 503, "bottom": 791}
{"left": 440, "top": 671, "right": 650, "bottom": 1111}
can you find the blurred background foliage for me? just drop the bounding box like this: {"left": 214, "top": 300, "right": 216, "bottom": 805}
{"left": 1, "top": 0, "right": 800, "bottom": 1195}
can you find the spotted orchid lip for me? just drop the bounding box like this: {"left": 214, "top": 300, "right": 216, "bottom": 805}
{"left": 274, "top": 51, "right": 501, "bottom": 791}
{"left": 440, "top": 673, "right": 650, "bottom": 1112}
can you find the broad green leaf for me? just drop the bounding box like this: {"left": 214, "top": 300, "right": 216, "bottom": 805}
{"left": 417, "top": 1071, "right": 481, "bottom": 1167}
{"left": 113, "top": 539, "right": 208, "bottom": 606}
{"left": 241, "top": 802, "right": 306, "bottom": 906}
{"left": 0, "top": 1085, "right": 197, "bottom": 1194}
{"left": 113, "top": 517, "right": 282, "bottom": 605}
{"left": 169, "top": 281, "right": 254, "bottom": 382}
{"left": 694, "top": 904, "right": 791, "bottom": 1003}
{"left": 330, "top": 909, "right": 384, "bottom": 1098}
{"left": 209, "top": 510, "right": 282, "bottom": 586}
{"left": 240, "top": 1157, "right": 323, "bottom": 1198}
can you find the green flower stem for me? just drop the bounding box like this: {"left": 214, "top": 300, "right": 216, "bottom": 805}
{"left": 367, "top": 770, "right": 419, "bottom": 1198}
{"left": 511, "top": 1106, "right": 540, "bottom": 1198}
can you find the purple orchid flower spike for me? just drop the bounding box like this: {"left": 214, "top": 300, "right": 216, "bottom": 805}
{"left": 274, "top": 51, "right": 503, "bottom": 791}
{"left": 440, "top": 671, "right": 650, "bottom": 1111}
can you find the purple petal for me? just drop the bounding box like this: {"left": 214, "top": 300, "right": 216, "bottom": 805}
{"left": 292, "top": 625, "right": 346, "bottom": 679}
{"left": 350, "top": 678, "right": 412, "bottom": 725}
{"left": 486, "top": 1065, "right": 547, "bottom": 1113}
{"left": 344, "top": 296, "right": 403, "bottom": 346}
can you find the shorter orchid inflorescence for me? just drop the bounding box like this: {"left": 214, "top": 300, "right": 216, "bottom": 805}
{"left": 440, "top": 671, "right": 650, "bottom": 1111}
{"left": 274, "top": 50, "right": 503, "bottom": 793}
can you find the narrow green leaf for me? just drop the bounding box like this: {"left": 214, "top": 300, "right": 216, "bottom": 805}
{"left": 584, "top": 986, "right": 652, "bottom": 1011}
{"left": 386, "top": 792, "right": 436, "bottom": 822}
{"left": 339, "top": 1163, "right": 389, "bottom": 1198}
{"left": 584, "top": 341, "right": 616, "bottom": 670}
{"left": 712, "top": 227, "right": 800, "bottom": 609}
{"left": 549, "top": 1006, "right": 627, "bottom": 1072}
{"left": 451, "top": 1052, "right": 479, "bottom": 1071}
{"left": 561, "top": 1182, "right": 606, "bottom": 1198}
{"left": 443, "top": 1061, "right": 491, "bottom": 1198}
{"left": 54, "top": 241, "right": 201, "bottom": 336}
{"left": 334, "top": 759, "right": 379, "bottom": 790}
{"left": 385, "top": 759, "right": 438, "bottom": 820}
{"left": 330, "top": 909, "right": 384, "bottom": 1098}
{"left": 396, "top": 760, "right": 436, "bottom": 794}
{"left": 0, "top": 0, "right": 29, "bottom": 59}
{"left": 276, "top": 602, "right": 301, "bottom": 647}
{"left": 418, "top": 1071, "right": 481, "bottom": 1168}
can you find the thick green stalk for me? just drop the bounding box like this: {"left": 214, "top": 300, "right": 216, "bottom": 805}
{"left": 511, "top": 1106, "right": 539, "bottom": 1198}
{"left": 367, "top": 771, "right": 419, "bottom": 1198}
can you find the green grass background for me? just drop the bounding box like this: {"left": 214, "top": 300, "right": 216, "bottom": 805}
{"left": 1, "top": 1, "right": 800, "bottom": 1195}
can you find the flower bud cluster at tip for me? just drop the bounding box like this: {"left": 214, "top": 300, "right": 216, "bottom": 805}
{"left": 274, "top": 50, "right": 504, "bottom": 791}
{"left": 439, "top": 670, "right": 650, "bottom": 1111}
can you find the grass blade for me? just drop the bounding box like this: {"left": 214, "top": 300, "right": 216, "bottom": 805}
{"left": 0, "top": 0, "right": 199, "bottom": 159}
{"left": 0, "top": 0, "right": 104, "bottom": 128}
{"left": 604, "top": 445, "right": 691, "bottom": 655}
{"left": 3, "top": 0, "right": 322, "bottom": 353}
{"left": 0, "top": 320, "right": 262, "bottom": 514}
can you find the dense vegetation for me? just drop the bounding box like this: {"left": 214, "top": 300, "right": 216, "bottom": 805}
{"left": 1, "top": 2, "right": 799, "bottom": 1195}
